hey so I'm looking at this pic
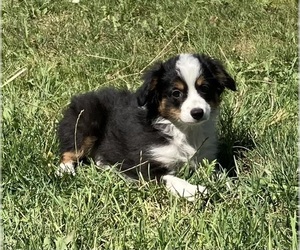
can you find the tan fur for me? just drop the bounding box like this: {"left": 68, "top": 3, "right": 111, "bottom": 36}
{"left": 159, "top": 98, "right": 181, "bottom": 120}
{"left": 196, "top": 76, "right": 205, "bottom": 87}
{"left": 174, "top": 80, "right": 185, "bottom": 91}
{"left": 61, "top": 136, "right": 97, "bottom": 163}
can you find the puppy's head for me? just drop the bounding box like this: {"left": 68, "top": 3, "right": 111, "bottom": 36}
{"left": 137, "top": 53, "right": 236, "bottom": 124}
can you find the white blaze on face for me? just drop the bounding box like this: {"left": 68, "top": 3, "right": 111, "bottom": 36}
{"left": 176, "top": 54, "right": 211, "bottom": 123}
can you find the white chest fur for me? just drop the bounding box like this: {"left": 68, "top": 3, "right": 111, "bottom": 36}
{"left": 149, "top": 116, "right": 218, "bottom": 169}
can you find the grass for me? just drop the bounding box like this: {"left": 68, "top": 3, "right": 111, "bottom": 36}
{"left": 2, "top": 0, "right": 298, "bottom": 249}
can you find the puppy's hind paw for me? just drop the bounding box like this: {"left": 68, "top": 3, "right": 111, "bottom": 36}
{"left": 55, "top": 162, "right": 76, "bottom": 177}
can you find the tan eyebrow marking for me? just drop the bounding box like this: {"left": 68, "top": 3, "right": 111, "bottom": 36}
{"left": 174, "top": 80, "right": 185, "bottom": 91}
{"left": 195, "top": 76, "right": 205, "bottom": 86}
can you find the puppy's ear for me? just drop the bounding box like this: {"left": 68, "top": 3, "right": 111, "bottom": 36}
{"left": 201, "top": 55, "right": 237, "bottom": 92}
{"left": 136, "top": 62, "right": 165, "bottom": 106}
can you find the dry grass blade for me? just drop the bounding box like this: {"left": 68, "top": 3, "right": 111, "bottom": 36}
{"left": 2, "top": 67, "right": 27, "bottom": 88}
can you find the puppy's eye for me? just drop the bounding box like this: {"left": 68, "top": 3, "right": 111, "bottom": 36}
{"left": 172, "top": 89, "right": 183, "bottom": 98}
{"left": 198, "top": 84, "right": 210, "bottom": 93}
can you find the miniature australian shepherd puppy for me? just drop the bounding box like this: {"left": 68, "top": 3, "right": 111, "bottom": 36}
{"left": 57, "top": 53, "right": 236, "bottom": 201}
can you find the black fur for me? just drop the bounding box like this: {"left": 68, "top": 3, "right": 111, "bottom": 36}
{"left": 58, "top": 88, "right": 169, "bottom": 180}
{"left": 196, "top": 54, "right": 236, "bottom": 92}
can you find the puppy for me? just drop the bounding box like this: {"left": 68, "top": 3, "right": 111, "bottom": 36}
{"left": 57, "top": 53, "right": 236, "bottom": 201}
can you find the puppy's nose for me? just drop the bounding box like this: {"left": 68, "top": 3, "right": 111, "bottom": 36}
{"left": 190, "top": 108, "right": 204, "bottom": 120}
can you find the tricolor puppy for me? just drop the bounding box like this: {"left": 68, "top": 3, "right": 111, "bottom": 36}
{"left": 57, "top": 53, "right": 236, "bottom": 201}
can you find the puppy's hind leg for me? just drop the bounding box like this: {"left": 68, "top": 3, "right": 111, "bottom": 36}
{"left": 57, "top": 93, "right": 103, "bottom": 176}
{"left": 57, "top": 136, "right": 97, "bottom": 176}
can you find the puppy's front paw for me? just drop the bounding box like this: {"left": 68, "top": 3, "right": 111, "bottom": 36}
{"left": 55, "top": 162, "right": 76, "bottom": 177}
{"left": 185, "top": 184, "right": 208, "bottom": 202}
{"left": 163, "top": 175, "right": 208, "bottom": 202}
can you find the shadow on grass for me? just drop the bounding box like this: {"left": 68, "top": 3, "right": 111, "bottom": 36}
{"left": 216, "top": 108, "right": 256, "bottom": 177}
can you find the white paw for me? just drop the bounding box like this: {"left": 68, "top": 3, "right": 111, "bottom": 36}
{"left": 185, "top": 184, "right": 208, "bottom": 202}
{"left": 163, "top": 175, "right": 208, "bottom": 202}
{"left": 55, "top": 162, "right": 76, "bottom": 177}
{"left": 168, "top": 183, "right": 207, "bottom": 202}
{"left": 95, "top": 160, "right": 111, "bottom": 170}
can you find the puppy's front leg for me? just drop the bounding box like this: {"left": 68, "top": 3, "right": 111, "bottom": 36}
{"left": 162, "top": 175, "right": 208, "bottom": 202}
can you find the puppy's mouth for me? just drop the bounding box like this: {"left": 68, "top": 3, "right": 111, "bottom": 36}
{"left": 173, "top": 116, "right": 209, "bottom": 127}
{"left": 180, "top": 118, "right": 208, "bottom": 125}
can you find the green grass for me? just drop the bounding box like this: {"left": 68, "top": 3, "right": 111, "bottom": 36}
{"left": 2, "top": 0, "right": 298, "bottom": 249}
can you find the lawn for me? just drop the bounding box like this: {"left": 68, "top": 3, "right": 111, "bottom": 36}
{"left": 2, "top": 0, "right": 298, "bottom": 249}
